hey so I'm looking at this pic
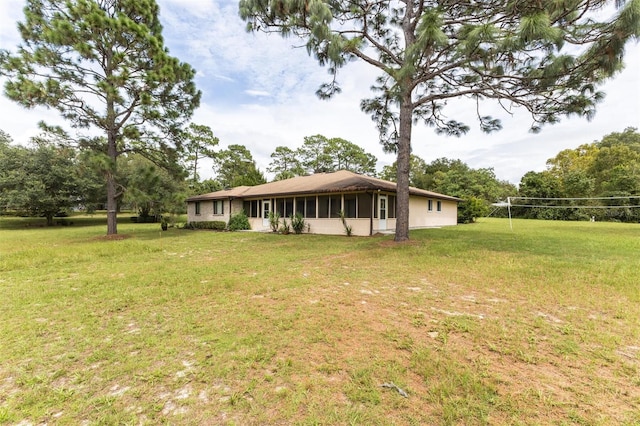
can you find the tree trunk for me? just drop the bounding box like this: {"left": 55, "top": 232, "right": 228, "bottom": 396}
{"left": 46, "top": 214, "right": 54, "bottom": 226}
{"left": 394, "top": 88, "right": 413, "bottom": 242}
{"left": 106, "top": 130, "right": 118, "bottom": 235}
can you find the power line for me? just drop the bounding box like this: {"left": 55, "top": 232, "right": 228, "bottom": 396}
{"left": 510, "top": 196, "right": 640, "bottom": 201}
{"left": 508, "top": 204, "right": 640, "bottom": 209}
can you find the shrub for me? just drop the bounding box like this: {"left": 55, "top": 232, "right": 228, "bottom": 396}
{"left": 339, "top": 210, "right": 353, "bottom": 237}
{"left": 185, "top": 221, "right": 226, "bottom": 231}
{"left": 458, "top": 196, "right": 488, "bottom": 224}
{"left": 290, "top": 213, "right": 306, "bottom": 234}
{"left": 227, "top": 211, "right": 251, "bottom": 231}
{"left": 268, "top": 211, "right": 280, "bottom": 232}
{"left": 279, "top": 218, "right": 291, "bottom": 234}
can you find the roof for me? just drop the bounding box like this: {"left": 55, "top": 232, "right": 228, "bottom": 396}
{"left": 186, "top": 170, "right": 461, "bottom": 202}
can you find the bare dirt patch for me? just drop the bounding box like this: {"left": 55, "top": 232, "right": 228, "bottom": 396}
{"left": 92, "top": 234, "right": 131, "bottom": 241}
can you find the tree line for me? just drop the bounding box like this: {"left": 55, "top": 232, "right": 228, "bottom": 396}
{"left": 7, "top": 125, "right": 637, "bottom": 225}
{"left": 515, "top": 128, "right": 640, "bottom": 222}
{"left": 0, "top": 127, "right": 384, "bottom": 222}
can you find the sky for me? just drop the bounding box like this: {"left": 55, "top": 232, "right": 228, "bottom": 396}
{"left": 0, "top": 0, "right": 638, "bottom": 185}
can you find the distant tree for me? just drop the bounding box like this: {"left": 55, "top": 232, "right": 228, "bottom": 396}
{"left": 518, "top": 171, "right": 562, "bottom": 199}
{"left": 188, "top": 179, "right": 222, "bottom": 196}
{"left": 0, "top": 0, "right": 201, "bottom": 235}
{"left": 425, "top": 159, "right": 515, "bottom": 203}
{"left": 294, "top": 134, "right": 378, "bottom": 175}
{"left": 422, "top": 158, "right": 516, "bottom": 222}
{"left": 267, "top": 146, "right": 305, "bottom": 181}
{"left": 328, "top": 138, "right": 377, "bottom": 176}
{"left": 0, "top": 130, "right": 11, "bottom": 145}
{"left": 121, "top": 154, "right": 188, "bottom": 218}
{"left": 297, "top": 135, "right": 335, "bottom": 174}
{"left": 0, "top": 136, "right": 85, "bottom": 225}
{"left": 182, "top": 123, "right": 219, "bottom": 183}
{"left": 384, "top": 155, "right": 515, "bottom": 222}
{"left": 516, "top": 171, "right": 564, "bottom": 220}
{"left": 213, "top": 145, "right": 266, "bottom": 187}
{"left": 516, "top": 128, "right": 640, "bottom": 221}
{"left": 381, "top": 155, "right": 430, "bottom": 188}
{"left": 240, "top": 0, "right": 640, "bottom": 241}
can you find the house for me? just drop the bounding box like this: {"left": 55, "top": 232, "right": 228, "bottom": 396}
{"left": 186, "top": 170, "right": 461, "bottom": 236}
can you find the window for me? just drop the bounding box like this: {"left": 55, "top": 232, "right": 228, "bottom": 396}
{"left": 306, "top": 197, "right": 316, "bottom": 218}
{"left": 437, "top": 200, "right": 442, "bottom": 212}
{"left": 344, "top": 194, "right": 357, "bottom": 218}
{"left": 195, "top": 201, "right": 201, "bottom": 215}
{"left": 213, "top": 200, "right": 224, "bottom": 215}
{"left": 388, "top": 195, "right": 396, "bottom": 218}
{"left": 296, "top": 198, "right": 305, "bottom": 216}
{"left": 277, "top": 199, "right": 285, "bottom": 217}
{"left": 318, "top": 196, "right": 330, "bottom": 218}
{"left": 329, "top": 195, "right": 341, "bottom": 218}
{"left": 373, "top": 194, "right": 378, "bottom": 218}
{"left": 357, "top": 193, "right": 372, "bottom": 218}
{"left": 285, "top": 198, "right": 294, "bottom": 217}
{"left": 243, "top": 200, "right": 260, "bottom": 217}
{"left": 428, "top": 199, "right": 433, "bottom": 212}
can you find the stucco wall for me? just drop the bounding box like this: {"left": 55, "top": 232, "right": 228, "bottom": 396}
{"left": 248, "top": 217, "right": 372, "bottom": 236}
{"left": 408, "top": 196, "right": 458, "bottom": 228}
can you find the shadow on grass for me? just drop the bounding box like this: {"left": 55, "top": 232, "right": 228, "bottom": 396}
{"left": 0, "top": 215, "right": 112, "bottom": 230}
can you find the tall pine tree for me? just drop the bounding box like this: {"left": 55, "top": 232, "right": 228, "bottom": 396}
{"left": 0, "top": 0, "right": 201, "bottom": 235}
{"left": 240, "top": 0, "right": 640, "bottom": 241}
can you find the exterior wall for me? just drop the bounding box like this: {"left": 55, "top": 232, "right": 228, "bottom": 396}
{"left": 308, "top": 218, "right": 370, "bottom": 236}
{"left": 408, "top": 196, "right": 458, "bottom": 228}
{"left": 187, "top": 200, "right": 230, "bottom": 224}
{"left": 249, "top": 217, "right": 371, "bottom": 236}
{"left": 373, "top": 218, "right": 396, "bottom": 233}
{"left": 230, "top": 199, "right": 244, "bottom": 216}
{"left": 189, "top": 193, "right": 458, "bottom": 234}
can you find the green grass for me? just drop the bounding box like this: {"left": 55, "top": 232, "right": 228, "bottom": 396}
{"left": 1, "top": 216, "right": 639, "bottom": 425}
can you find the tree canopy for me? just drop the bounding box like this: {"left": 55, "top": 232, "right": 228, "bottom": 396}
{"left": 181, "top": 123, "right": 219, "bottom": 183}
{"left": 382, "top": 155, "right": 516, "bottom": 222}
{"left": 0, "top": 133, "right": 89, "bottom": 225}
{"left": 240, "top": 0, "right": 640, "bottom": 241}
{"left": 213, "top": 144, "right": 267, "bottom": 187}
{"left": 268, "top": 134, "right": 378, "bottom": 180}
{"left": 517, "top": 128, "right": 640, "bottom": 221}
{"left": 0, "top": 0, "right": 201, "bottom": 235}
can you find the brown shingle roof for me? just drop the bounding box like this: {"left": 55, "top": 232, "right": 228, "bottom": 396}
{"left": 186, "top": 170, "right": 461, "bottom": 202}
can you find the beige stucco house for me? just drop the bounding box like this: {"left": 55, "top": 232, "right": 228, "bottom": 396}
{"left": 186, "top": 170, "right": 460, "bottom": 236}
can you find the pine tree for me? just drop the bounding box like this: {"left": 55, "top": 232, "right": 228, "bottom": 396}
{"left": 0, "top": 0, "right": 201, "bottom": 235}
{"left": 240, "top": 0, "right": 640, "bottom": 241}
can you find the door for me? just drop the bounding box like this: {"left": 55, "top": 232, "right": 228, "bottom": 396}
{"left": 378, "top": 195, "right": 387, "bottom": 230}
{"left": 262, "top": 199, "right": 271, "bottom": 228}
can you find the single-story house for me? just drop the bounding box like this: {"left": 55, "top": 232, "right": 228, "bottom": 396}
{"left": 186, "top": 170, "right": 461, "bottom": 236}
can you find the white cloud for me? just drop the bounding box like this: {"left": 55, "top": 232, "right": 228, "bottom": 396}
{"left": 245, "top": 90, "right": 271, "bottom": 97}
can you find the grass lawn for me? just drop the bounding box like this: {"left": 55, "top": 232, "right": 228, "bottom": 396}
{"left": 0, "top": 216, "right": 638, "bottom": 425}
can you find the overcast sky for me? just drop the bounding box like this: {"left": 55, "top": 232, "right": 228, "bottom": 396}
{"left": 1, "top": 0, "right": 638, "bottom": 184}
